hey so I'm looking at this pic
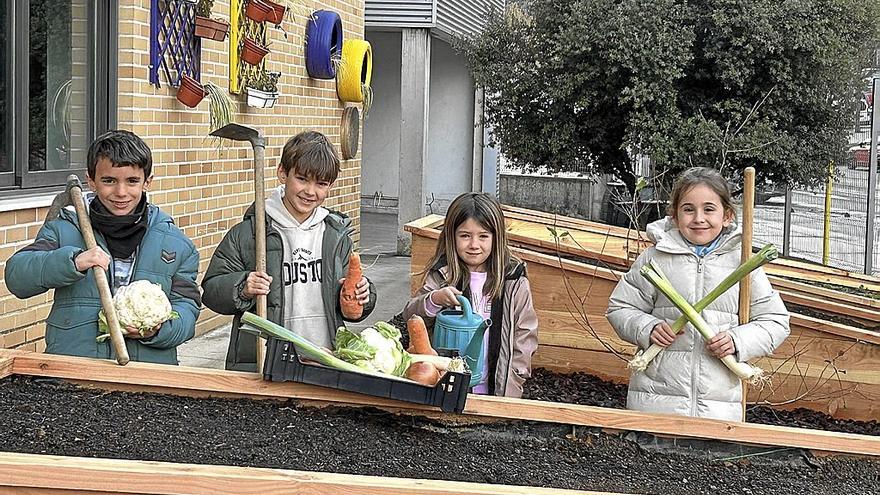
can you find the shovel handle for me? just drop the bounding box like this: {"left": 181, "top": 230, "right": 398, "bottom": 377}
{"left": 67, "top": 175, "right": 130, "bottom": 366}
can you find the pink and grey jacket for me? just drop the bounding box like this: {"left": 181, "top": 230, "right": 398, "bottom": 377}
{"left": 403, "top": 258, "right": 539, "bottom": 398}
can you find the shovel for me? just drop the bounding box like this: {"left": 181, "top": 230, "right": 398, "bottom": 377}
{"left": 46, "top": 175, "right": 130, "bottom": 365}
{"left": 210, "top": 124, "right": 268, "bottom": 372}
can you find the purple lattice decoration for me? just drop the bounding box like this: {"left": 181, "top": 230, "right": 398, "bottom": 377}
{"left": 150, "top": 0, "right": 202, "bottom": 87}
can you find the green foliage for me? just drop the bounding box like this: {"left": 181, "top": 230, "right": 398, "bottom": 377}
{"left": 203, "top": 82, "right": 235, "bottom": 131}
{"left": 458, "top": 0, "right": 880, "bottom": 190}
{"left": 195, "top": 0, "right": 214, "bottom": 18}
{"left": 247, "top": 69, "right": 280, "bottom": 93}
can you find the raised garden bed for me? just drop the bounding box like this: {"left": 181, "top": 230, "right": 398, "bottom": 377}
{"left": 1, "top": 373, "right": 878, "bottom": 494}
{"left": 523, "top": 368, "right": 880, "bottom": 437}
{"left": 392, "top": 312, "right": 879, "bottom": 437}
{"left": 0, "top": 349, "right": 877, "bottom": 495}
{"left": 405, "top": 214, "right": 880, "bottom": 422}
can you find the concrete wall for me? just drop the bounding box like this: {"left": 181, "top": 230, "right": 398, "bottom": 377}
{"left": 362, "top": 31, "right": 402, "bottom": 207}
{"left": 499, "top": 173, "right": 607, "bottom": 221}
{"left": 425, "top": 37, "right": 475, "bottom": 214}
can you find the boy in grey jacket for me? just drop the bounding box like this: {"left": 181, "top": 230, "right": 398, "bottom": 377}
{"left": 201, "top": 131, "right": 376, "bottom": 372}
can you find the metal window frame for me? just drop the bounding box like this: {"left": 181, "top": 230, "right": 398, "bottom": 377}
{"left": 1, "top": 0, "right": 115, "bottom": 193}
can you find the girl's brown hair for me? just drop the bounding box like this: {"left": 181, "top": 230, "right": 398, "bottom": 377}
{"left": 423, "top": 192, "right": 515, "bottom": 300}
{"left": 667, "top": 167, "right": 736, "bottom": 222}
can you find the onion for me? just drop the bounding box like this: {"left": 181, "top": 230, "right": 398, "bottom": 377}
{"left": 405, "top": 361, "right": 441, "bottom": 386}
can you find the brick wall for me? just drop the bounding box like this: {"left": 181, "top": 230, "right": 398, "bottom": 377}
{"left": 0, "top": 0, "right": 366, "bottom": 351}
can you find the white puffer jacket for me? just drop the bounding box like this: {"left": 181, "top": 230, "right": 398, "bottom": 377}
{"left": 607, "top": 217, "right": 789, "bottom": 421}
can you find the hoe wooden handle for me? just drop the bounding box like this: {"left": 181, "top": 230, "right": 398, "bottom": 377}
{"left": 67, "top": 175, "right": 130, "bottom": 366}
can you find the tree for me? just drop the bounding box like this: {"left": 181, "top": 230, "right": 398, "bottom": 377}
{"left": 459, "top": 0, "right": 880, "bottom": 190}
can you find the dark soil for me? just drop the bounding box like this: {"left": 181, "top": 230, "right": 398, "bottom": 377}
{"left": 389, "top": 314, "right": 880, "bottom": 438}
{"left": 523, "top": 368, "right": 880, "bottom": 437}
{"left": 1, "top": 376, "right": 877, "bottom": 494}
{"left": 390, "top": 312, "right": 880, "bottom": 437}
{"left": 776, "top": 274, "right": 880, "bottom": 300}
{"left": 786, "top": 303, "right": 879, "bottom": 331}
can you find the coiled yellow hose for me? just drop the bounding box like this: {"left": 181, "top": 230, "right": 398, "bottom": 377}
{"left": 336, "top": 39, "right": 373, "bottom": 103}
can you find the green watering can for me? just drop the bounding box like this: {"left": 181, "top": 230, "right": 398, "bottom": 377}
{"left": 431, "top": 294, "right": 491, "bottom": 388}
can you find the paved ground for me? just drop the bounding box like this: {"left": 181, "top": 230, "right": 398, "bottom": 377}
{"left": 177, "top": 211, "right": 413, "bottom": 369}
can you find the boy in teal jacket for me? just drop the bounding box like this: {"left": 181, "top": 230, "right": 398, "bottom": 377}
{"left": 5, "top": 130, "right": 201, "bottom": 364}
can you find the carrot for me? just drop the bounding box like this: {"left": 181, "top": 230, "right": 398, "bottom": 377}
{"left": 406, "top": 315, "right": 437, "bottom": 355}
{"left": 405, "top": 361, "right": 441, "bottom": 387}
{"left": 340, "top": 252, "right": 363, "bottom": 319}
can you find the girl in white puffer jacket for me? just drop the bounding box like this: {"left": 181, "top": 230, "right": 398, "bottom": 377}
{"left": 607, "top": 168, "right": 789, "bottom": 421}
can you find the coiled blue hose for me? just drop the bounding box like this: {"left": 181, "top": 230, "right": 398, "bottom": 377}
{"left": 305, "top": 10, "right": 344, "bottom": 80}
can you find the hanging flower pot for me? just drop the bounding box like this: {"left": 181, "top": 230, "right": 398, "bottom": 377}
{"left": 246, "top": 87, "right": 280, "bottom": 109}
{"left": 240, "top": 37, "right": 270, "bottom": 65}
{"left": 194, "top": 16, "right": 230, "bottom": 41}
{"left": 176, "top": 74, "right": 205, "bottom": 108}
{"left": 264, "top": 0, "right": 286, "bottom": 26}
{"left": 245, "top": 0, "right": 273, "bottom": 23}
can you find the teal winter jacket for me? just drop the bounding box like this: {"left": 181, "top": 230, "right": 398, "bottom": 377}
{"left": 4, "top": 204, "right": 201, "bottom": 364}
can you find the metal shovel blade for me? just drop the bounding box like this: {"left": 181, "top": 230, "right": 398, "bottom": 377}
{"left": 209, "top": 123, "right": 263, "bottom": 145}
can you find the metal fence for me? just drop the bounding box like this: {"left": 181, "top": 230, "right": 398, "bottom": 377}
{"left": 752, "top": 78, "right": 880, "bottom": 275}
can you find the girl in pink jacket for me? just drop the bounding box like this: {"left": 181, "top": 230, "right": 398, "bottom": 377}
{"left": 403, "top": 192, "right": 539, "bottom": 397}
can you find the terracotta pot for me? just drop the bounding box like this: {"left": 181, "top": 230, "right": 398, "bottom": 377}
{"left": 176, "top": 74, "right": 205, "bottom": 108}
{"left": 194, "top": 16, "right": 229, "bottom": 41}
{"left": 264, "top": 0, "right": 286, "bottom": 25}
{"left": 241, "top": 37, "right": 270, "bottom": 65}
{"left": 245, "top": 0, "right": 273, "bottom": 23}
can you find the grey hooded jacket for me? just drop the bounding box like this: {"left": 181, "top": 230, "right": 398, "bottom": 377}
{"left": 606, "top": 217, "right": 789, "bottom": 421}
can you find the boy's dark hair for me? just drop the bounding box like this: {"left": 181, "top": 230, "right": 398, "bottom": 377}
{"left": 86, "top": 130, "right": 153, "bottom": 179}
{"left": 280, "top": 131, "right": 340, "bottom": 183}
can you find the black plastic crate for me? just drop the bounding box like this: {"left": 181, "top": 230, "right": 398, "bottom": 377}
{"left": 262, "top": 337, "right": 470, "bottom": 413}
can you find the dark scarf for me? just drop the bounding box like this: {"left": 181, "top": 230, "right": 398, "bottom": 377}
{"left": 89, "top": 194, "right": 149, "bottom": 259}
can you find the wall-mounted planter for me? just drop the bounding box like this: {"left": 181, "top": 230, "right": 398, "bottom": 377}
{"left": 176, "top": 74, "right": 205, "bottom": 107}
{"left": 241, "top": 37, "right": 270, "bottom": 65}
{"left": 245, "top": 0, "right": 273, "bottom": 23}
{"left": 305, "top": 10, "right": 343, "bottom": 79}
{"left": 264, "top": 0, "right": 286, "bottom": 26}
{"left": 246, "top": 87, "right": 280, "bottom": 108}
{"left": 336, "top": 39, "right": 373, "bottom": 103}
{"left": 194, "top": 16, "right": 229, "bottom": 41}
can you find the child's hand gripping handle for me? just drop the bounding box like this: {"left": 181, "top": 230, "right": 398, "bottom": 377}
{"left": 67, "top": 174, "right": 130, "bottom": 366}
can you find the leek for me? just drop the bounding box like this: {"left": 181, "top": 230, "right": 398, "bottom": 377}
{"left": 629, "top": 244, "right": 778, "bottom": 372}
{"left": 639, "top": 260, "right": 766, "bottom": 385}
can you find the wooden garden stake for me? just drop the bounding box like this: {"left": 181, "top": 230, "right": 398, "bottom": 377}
{"left": 739, "top": 167, "right": 755, "bottom": 420}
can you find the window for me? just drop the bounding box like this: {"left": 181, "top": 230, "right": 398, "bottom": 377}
{"left": 1, "top": 0, "right": 114, "bottom": 193}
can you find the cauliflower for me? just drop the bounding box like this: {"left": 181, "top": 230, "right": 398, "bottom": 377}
{"left": 97, "top": 280, "right": 178, "bottom": 341}
{"left": 334, "top": 322, "right": 411, "bottom": 376}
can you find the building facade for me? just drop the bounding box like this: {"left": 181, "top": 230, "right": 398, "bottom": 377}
{"left": 0, "top": 0, "right": 366, "bottom": 351}
{"left": 361, "top": 0, "right": 503, "bottom": 254}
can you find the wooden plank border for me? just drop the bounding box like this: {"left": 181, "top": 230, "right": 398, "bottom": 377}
{"left": 0, "top": 452, "right": 603, "bottom": 495}
{"left": 0, "top": 356, "right": 13, "bottom": 379}
{"left": 2, "top": 350, "right": 878, "bottom": 457}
